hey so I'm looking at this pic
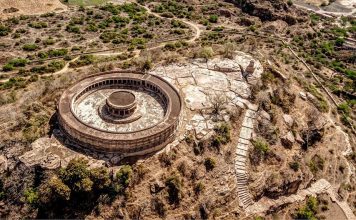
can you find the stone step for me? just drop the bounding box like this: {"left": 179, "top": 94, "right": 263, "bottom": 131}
{"left": 236, "top": 186, "right": 248, "bottom": 191}
{"left": 236, "top": 174, "right": 248, "bottom": 178}
{"left": 242, "top": 116, "right": 254, "bottom": 129}
{"left": 239, "top": 127, "right": 253, "bottom": 140}
{"left": 238, "top": 138, "right": 250, "bottom": 145}
{"left": 235, "top": 161, "right": 246, "bottom": 166}
{"left": 237, "top": 189, "right": 250, "bottom": 194}
{"left": 238, "top": 193, "right": 250, "bottom": 199}
{"left": 235, "top": 164, "right": 246, "bottom": 170}
{"left": 237, "top": 142, "right": 249, "bottom": 150}
{"left": 236, "top": 181, "right": 248, "bottom": 186}
{"left": 235, "top": 169, "right": 246, "bottom": 174}
{"left": 236, "top": 149, "right": 247, "bottom": 156}
{"left": 236, "top": 156, "right": 247, "bottom": 163}
{"left": 240, "top": 196, "right": 252, "bottom": 205}
{"left": 239, "top": 195, "right": 252, "bottom": 202}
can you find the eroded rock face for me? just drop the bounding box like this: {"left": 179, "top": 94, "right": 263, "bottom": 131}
{"left": 263, "top": 171, "right": 302, "bottom": 199}
{"left": 228, "top": 0, "right": 307, "bottom": 25}
{"left": 249, "top": 169, "right": 302, "bottom": 200}
{"left": 19, "top": 135, "right": 106, "bottom": 169}
{"left": 301, "top": 126, "right": 324, "bottom": 150}
{"left": 281, "top": 132, "right": 295, "bottom": 149}
{"left": 283, "top": 114, "right": 294, "bottom": 127}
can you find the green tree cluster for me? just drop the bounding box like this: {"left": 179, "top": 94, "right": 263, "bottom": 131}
{"left": 294, "top": 196, "right": 319, "bottom": 220}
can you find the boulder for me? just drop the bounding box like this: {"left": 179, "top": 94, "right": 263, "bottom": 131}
{"left": 259, "top": 110, "right": 271, "bottom": 121}
{"left": 281, "top": 132, "right": 295, "bottom": 148}
{"left": 0, "top": 155, "right": 7, "bottom": 173}
{"left": 40, "top": 154, "right": 60, "bottom": 170}
{"left": 283, "top": 114, "right": 294, "bottom": 127}
{"left": 306, "top": 92, "right": 316, "bottom": 101}
{"left": 299, "top": 92, "right": 307, "bottom": 100}
{"left": 264, "top": 170, "right": 302, "bottom": 199}
{"left": 150, "top": 180, "right": 165, "bottom": 194}
{"left": 295, "top": 133, "right": 304, "bottom": 144}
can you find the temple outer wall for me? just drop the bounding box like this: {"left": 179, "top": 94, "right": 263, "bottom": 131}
{"left": 57, "top": 70, "right": 182, "bottom": 157}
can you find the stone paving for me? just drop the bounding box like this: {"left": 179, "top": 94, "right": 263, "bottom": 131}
{"left": 73, "top": 88, "right": 165, "bottom": 132}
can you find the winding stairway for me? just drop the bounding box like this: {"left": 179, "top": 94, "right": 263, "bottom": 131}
{"left": 235, "top": 107, "right": 257, "bottom": 208}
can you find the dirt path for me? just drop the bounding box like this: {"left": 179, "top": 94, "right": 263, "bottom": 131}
{"left": 136, "top": 2, "right": 202, "bottom": 43}
{"left": 0, "top": 0, "right": 202, "bottom": 84}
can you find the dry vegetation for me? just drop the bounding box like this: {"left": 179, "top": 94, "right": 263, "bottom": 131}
{"left": 0, "top": 0, "right": 355, "bottom": 219}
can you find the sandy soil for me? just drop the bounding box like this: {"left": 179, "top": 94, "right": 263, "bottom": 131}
{"left": 0, "top": 0, "right": 67, "bottom": 19}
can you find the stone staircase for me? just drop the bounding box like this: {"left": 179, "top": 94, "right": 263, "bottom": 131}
{"left": 234, "top": 107, "right": 257, "bottom": 209}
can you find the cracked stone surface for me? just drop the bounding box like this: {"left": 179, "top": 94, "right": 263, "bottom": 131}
{"left": 73, "top": 88, "right": 165, "bottom": 132}
{"left": 151, "top": 52, "right": 263, "bottom": 139}
{"left": 19, "top": 135, "right": 106, "bottom": 169}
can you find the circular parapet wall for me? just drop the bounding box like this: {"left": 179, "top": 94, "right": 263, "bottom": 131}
{"left": 57, "top": 71, "right": 182, "bottom": 157}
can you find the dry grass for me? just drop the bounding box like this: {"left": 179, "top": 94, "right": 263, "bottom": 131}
{"left": 0, "top": 0, "right": 67, "bottom": 19}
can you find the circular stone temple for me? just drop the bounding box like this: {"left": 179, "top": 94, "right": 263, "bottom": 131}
{"left": 57, "top": 71, "right": 182, "bottom": 157}
{"left": 105, "top": 91, "right": 137, "bottom": 118}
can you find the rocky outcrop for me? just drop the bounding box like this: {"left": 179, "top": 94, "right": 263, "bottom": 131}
{"left": 0, "top": 155, "right": 7, "bottom": 173}
{"left": 227, "top": 0, "right": 308, "bottom": 25}
{"left": 281, "top": 132, "right": 295, "bottom": 148}
{"left": 264, "top": 171, "right": 302, "bottom": 199}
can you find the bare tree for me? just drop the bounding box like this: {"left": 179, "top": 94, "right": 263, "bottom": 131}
{"left": 210, "top": 92, "right": 227, "bottom": 115}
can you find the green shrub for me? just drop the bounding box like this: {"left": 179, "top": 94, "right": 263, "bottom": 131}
{"left": 47, "top": 176, "right": 71, "bottom": 201}
{"left": 2, "top": 63, "right": 14, "bottom": 72}
{"left": 294, "top": 196, "right": 318, "bottom": 220}
{"left": 204, "top": 157, "right": 216, "bottom": 171}
{"left": 66, "top": 24, "right": 80, "bottom": 33}
{"left": 0, "top": 77, "right": 27, "bottom": 90}
{"left": 335, "top": 37, "right": 345, "bottom": 47}
{"left": 289, "top": 161, "right": 300, "bottom": 171}
{"left": 69, "top": 55, "right": 95, "bottom": 68}
{"left": 43, "top": 37, "right": 55, "bottom": 45}
{"left": 47, "top": 48, "right": 68, "bottom": 57}
{"left": 309, "top": 155, "right": 324, "bottom": 174}
{"left": 165, "top": 174, "right": 182, "bottom": 204}
{"left": 47, "top": 60, "right": 65, "bottom": 72}
{"left": 24, "top": 188, "right": 39, "bottom": 205}
{"left": 208, "top": 15, "right": 218, "bottom": 23}
{"left": 337, "top": 102, "right": 351, "bottom": 116}
{"left": 29, "top": 22, "right": 48, "bottom": 29}
{"left": 194, "top": 182, "right": 205, "bottom": 195}
{"left": 251, "top": 138, "right": 269, "bottom": 155}
{"left": 3, "top": 58, "right": 28, "bottom": 71}
{"left": 90, "top": 167, "right": 111, "bottom": 190}
{"left": 59, "top": 158, "right": 93, "bottom": 192}
{"left": 86, "top": 24, "right": 98, "bottom": 32}
{"left": 0, "top": 25, "right": 11, "bottom": 36}
{"left": 23, "top": 44, "right": 39, "bottom": 51}
{"left": 115, "top": 165, "right": 132, "bottom": 192}
{"left": 197, "top": 46, "right": 214, "bottom": 61}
